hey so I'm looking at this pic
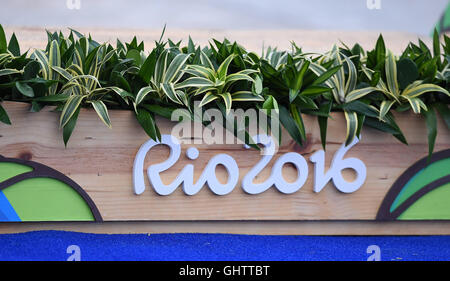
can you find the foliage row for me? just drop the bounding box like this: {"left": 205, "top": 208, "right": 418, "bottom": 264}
{"left": 0, "top": 25, "right": 449, "bottom": 157}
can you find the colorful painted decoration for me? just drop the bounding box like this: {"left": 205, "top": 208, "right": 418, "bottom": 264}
{"left": 377, "top": 149, "right": 450, "bottom": 220}
{"left": 0, "top": 155, "right": 102, "bottom": 222}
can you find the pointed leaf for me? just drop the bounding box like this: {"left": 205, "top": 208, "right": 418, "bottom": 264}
{"left": 344, "top": 110, "right": 358, "bottom": 146}
{"left": 63, "top": 106, "right": 80, "bottom": 147}
{"left": 60, "top": 95, "right": 85, "bottom": 127}
{"left": 423, "top": 107, "right": 437, "bottom": 161}
{"left": 90, "top": 100, "right": 111, "bottom": 128}
{"left": 0, "top": 103, "right": 11, "bottom": 125}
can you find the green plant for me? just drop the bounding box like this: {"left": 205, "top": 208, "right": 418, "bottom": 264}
{"left": 257, "top": 46, "right": 341, "bottom": 147}
{"left": 310, "top": 45, "right": 379, "bottom": 145}
{"left": 0, "top": 24, "right": 448, "bottom": 154}
{"left": 177, "top": 53, "right": 263, "bottom": 113}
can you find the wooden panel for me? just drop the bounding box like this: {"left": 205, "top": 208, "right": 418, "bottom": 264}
{"left": 0, "top": 101, "right": 448, "bottom": 221}
{"left": 2, "top": 221, "right": 450, "bottom": 235}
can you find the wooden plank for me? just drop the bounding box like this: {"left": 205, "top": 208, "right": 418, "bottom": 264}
{"left": 3, "top": 26, "right": 430, "bottom": 54}
{"left": 0, "top": 101, "right": 448, "bottom": 221}
{"left": 2, "top": 221, "right": 450, "bottom": 235}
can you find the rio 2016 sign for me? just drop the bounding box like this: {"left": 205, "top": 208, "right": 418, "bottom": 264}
{"left": 133, "top": 134, "right": 367, "bottom": 196}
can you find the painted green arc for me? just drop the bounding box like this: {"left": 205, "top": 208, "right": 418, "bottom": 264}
{"left": 398, "top": 183, "right": 450, "bottom": 220}
{"left": 376, "top": 149, "right": 450, "bottom": 221}
{"left": 2, "top": 178, "right": 94, "bottom": 221}
{"left": 390, "top": 158, "right": 450, "bottom": 212}
{"left": 0, "top": 162, "right": 32, "bottom": 182}
{"left": 0, "top": 155, "right": 102, "bottom": 222}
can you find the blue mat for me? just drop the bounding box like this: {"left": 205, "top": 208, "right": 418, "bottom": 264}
{"left": 0, "top": 231, "right": 449, "bottom": 261}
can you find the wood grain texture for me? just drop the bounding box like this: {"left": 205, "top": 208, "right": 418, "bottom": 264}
{"left": 0, "top": 101, "right": 448, "bottom": 221}
{"left": 3, "top": 221, "right": 450, "bottom": 235}
{"left": 3, "top": 26, "right": 430, "bottom": 54}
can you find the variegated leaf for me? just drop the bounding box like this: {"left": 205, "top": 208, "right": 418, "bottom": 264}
{"left": 135, "top": 86, "right": 155, "bottom": 105}
{"left": 379, "top": 100, "right": 396, "bottom": 121}
{"left": 402, "top": 83, "right": 450, "bottom": 98}
{"left": 199, "top": 92, "right": 219, "bottom": 107}
{"left": 163, "top": 53, "right": 190, "bottom": 83}
{"left": 161, "top": 83, "right": 182, "bottom": 104}
{"left": 60, "top": 95, "right": 85, "bottom": 127}
{"left": 385, "top": 50, "right": 400, "bottom": 97}
{"left": 231, "top": 91, "right": 264, "bottom": 101}
{"left": 217, "top": 54, "right": 235, "bottom": 80}
{"left": 345, "top": 87, "right": 378, "bottom": 102}
{"left": 344, "top": 110, "right": 358, "bottom": 146}
{"left": 89, "top": 100, "right": 111, "bottom": 128}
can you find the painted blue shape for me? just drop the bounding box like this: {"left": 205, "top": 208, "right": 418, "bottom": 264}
{"left": 0, "top": 191, "right": 20, "bottom": 221}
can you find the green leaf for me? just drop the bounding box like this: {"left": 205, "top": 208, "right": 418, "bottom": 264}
{"left": 136, "top": 107, "right": 160, "bottom": 141}
{"left": 433, "top": 28, "right": 441, "bottom": 69}
{"left": 154, "top": 50, "right": 169, "bottom": 83}
{"left": 0, "top": 24, "right": 7, "bottom": 53}
{"left": 405, "top": 96, "right": 425, "bottom": 114}
{"left": 342, "top": 101, "right": 379, "bottom": 118}
{"left": 385, "top": 50, "right": 399, "bottom": 96}
{"left": 345, "top": 87, "right": 378, "bottom": 102}
{"left": 15, "top": 81, "right": 34, "bottom": 97}
{"left": 403, "top": 83, "right": 450, "bottom": 98}
{"left": 293, "top": 60, "right": 310, "bottom": 91}
{"left": 60, "top": 95, "right": 85, "bottom": 127}
{"left": 142, "top": 104, "right": 174, "bottom": 119}
{"left": 199, "top": 92, "right": 219, "bottom": 107}
{"left": 224, "top": 72, "right": 254, "bottom": 84}
{"left": 384, "top": 113, "right": 408, "bottom": 145}
{"left": 160, "top": 83, "right": 182, "bottom": 104}
{"left": 30, "top": 101, "right": 43, "bottom": 112}
{"left": 163, "top": 53, "right": 190, "bottom": 83}
{"left": 312, "top": 65, "right": 341, "bottom": 86}
{"left": 318, "top": 101, "right": 332, "bottom": 150}
{"left": 220, "top": 92, "right": 233, "bottom": 114}
{"left": 262, "top": 95, "right": 279, "bottom": 110}
{"left": 23, "top": 61, "right": 41, "bottom": 80}
{"left": 52, "top": 66, "right": 73, "bottom": 81}
{"left": 289, "top": 88, "right": 300, "bottom": 103}
{"left": 299, "top": 85, "right": 331, "bottom": 97}
{"left": 375, "top": 34, "right": 386, "bottom": 66}
{"left": 139, "top": 49, "right": 158, "bottom": 84}
{"left": 231, "top": 91, "right": 264, "bottom": 102}
{"left": 396, "top": 58, "right": 419, "bottom": 90}
{"left": 184, "top": 65, "right": 215, "bottom": 79}
{"left": 107, "top": 87, "right": 133, "bottom": 105}
{"left": 365, "top": 116, "right": 403, "bottom": 135}
{"left": 31, "top": 49, "right": 50, "bottom": 79}
{"left": 126, "top": 49, "right": 141, "bottom": 66}
{"left": 135, "top": 86, "right": 154, "bottom": 106}
{"left": 279, "top": 105, "right": 303, "bottom": 145}
{"left": 356, "top": 113, "right": 365, "bottom": 138}
{"left": 0, "top": 69, "right": 21, "bottom": 77}
{"left": 379, "top": 100, "right": 396, "bottom": 120}
{"left": 48, "top": 40, "right": 61, "bottom": 95}
{"left": 7, "top": 33, "right": 20, "bottom": 56}
{"left": 62, "top": 106, "right": 80, "bottom": 147}
{"left": 90, "top": 100, "right": 111, "bottom": 128}
{"left": 34, "top": 94, "right": 70, "bottom": 102}
{"left": 176, "top": 77, "right": 215, "bottom": 89}
{"left": 0, "top": 103, "right": 11, "bottom": 125}
{"left": 423, "top": 107, "right": 437, "bottom": 161}
{"left": 435, "top": 103, "right": 450, "bottom": 129}
{"left": 344, "top": 110, "right": 358, "bottom": 146}
{"left": 253, "top": 75, "right": 263, "bottom": 94}
{"left": 217, "top": 54, "right": 235, "bottom": 80}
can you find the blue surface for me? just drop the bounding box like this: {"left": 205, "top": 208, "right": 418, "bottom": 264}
{"left": 0, "top": 191, "right": 20, "bottom": 222}
{"left": 0, "top": 231, "right": 450, "bottom": 261}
